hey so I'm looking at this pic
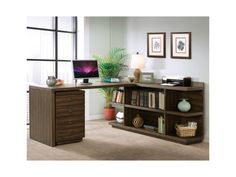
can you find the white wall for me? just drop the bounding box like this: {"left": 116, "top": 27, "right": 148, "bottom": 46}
{"left": 125, "top": 17, "right": 209, "bottom": 142}
{"left": 84, "top": 17, "right": 127, "bottom": 120}
{"left": 84, "top": 17, "right": 209, "bottom": 142}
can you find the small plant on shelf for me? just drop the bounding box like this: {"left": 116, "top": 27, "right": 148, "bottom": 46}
{"left": 93, "top": 48, "right": 128, "bottom": 120}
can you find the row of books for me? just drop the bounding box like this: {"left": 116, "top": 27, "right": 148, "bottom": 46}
{"left": 142, "top": 116, "right": 165, "bottom": 134}
{"left": 112, "top": 90, "right": 124, "bottom": 104}
{"left": 131, "top": 90, "right": 165, "bottom": 110}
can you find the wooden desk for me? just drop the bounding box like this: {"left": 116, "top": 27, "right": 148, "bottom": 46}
{"left": 29, "top": 81, "right": 204, "bottom": 146}
{"left": 29, "top": 82, "right": 134, "bottom": 146}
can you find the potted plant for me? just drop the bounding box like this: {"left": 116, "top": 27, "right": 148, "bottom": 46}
{"left": 93, "top": 48, "right": 128, "bottom": 120}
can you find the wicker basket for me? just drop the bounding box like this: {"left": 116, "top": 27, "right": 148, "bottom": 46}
{"left": 175, "top": 124, "right": 197, "bottom": 137}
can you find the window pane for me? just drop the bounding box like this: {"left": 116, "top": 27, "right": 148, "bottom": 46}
{"left": 27, "top": 30, "right": 55, "bottom": 59}
{"left": 27, "top": 16, "right": 54, "bottom": 29}
{"left": 58, "top": 16, "right": 75, "bottom": 31}
{"left": 58, "top": 32, "right": 74, "bottom": 60}
{"left": 27, "top": 61, "right": 55, "bottom": 87}
{"left": 58, "top": 61, "right": 73, "bottom": 84}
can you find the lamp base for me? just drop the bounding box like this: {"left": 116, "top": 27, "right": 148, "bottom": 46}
{"left": 133, "top": 68, "right": 141, "bottom": 83}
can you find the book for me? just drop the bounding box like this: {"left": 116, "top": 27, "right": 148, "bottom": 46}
{"left": 116, "top": 91, "right": 120, "bottom": 103}
{"left": 121, "top": 91, "right": 124, "bottom": 104}
{"left": 116, "top": 90, "right": 124, "bottom": 103}
{"left": 148, "top": 92, "right": 156, "bottom": 108}
{"left": 143, "top": 124, "right": 158, "bottom": 131}
{"left": 144, "top": 91, "right": 148, "bottom": 107}
{"left": 148, "top": 92, "right": 152, "bottom": 108}
{"left": 158, "top": 116, "right": 165, "bottom": 134}
{"left": 159, "top": 92, "right": 165, "bottom": 110}
{"left": 136, "top": 91, "right": 140, "bottom": 106}
{"left": 155, "top": 91, "right": 159, "bottom": 108}
{"left": 131, "top": 90, "right": 138, "bottom": 105}
{"left": 112, "top": 90, "right": 117, "bottom": 102}
{"left": 139, "top": 91, "right": 144, "bottom": 107}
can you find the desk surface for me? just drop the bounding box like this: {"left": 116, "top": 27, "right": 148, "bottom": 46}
{"left": 29, "top": 81, "right": 204, "bottom": 91}
{"left": 29, "top": 82, "right": 136, "bottom": 91}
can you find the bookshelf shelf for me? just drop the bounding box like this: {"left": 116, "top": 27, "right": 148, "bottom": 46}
{"left": 109, "top": 82, "right": 204, "bottom": 145}
{"left": 109, "top": 121, "right": 203, "bottom": 145}
{"left": 124, "top": 104, "right": 164, "bottom": 113}
{"left": 165, "top": 111, "right": 203, "bottom": 117}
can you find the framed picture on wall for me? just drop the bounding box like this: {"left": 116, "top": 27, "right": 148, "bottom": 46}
{"left": 171, "top": 32, "right": 191, "bottom": 59}
{"left": 147, "top": 32, "right": 166, "bottom": 58}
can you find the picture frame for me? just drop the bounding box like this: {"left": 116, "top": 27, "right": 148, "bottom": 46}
{"left": 147, "top": 32, "right": 166, "bottom": 58}
{"left": 140, "top": 72, "right": 154, "bottom": 84}
{"left": 171, "top": 32, "right": 191, "bottom": 59}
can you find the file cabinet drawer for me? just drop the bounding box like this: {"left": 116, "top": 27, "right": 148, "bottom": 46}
{"left": 56, "top": 90, "right": 85, "bottom": 107}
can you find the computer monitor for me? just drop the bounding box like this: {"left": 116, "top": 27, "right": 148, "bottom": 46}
{"left": 72, "top": 60, "right": 99, "bottom": 85}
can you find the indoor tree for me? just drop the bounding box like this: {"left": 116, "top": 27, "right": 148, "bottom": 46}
{"left": 93, "top": 48, "right": 128, "bottom": 120}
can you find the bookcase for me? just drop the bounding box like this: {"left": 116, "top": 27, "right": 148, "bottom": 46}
{"left": 109, "top": 82, "right": 204, "bottom": 145}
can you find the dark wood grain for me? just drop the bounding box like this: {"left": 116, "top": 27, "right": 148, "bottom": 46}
{"left": 120, "top": 82, "right": 204, "bottom": 145}
{"left": 109, "top": 121, "right": 203, "bottom": 145}
{"left": 29, "top": 81, "right": 204, "bottom": 146}
{"left": 30, "top": 82, "right": 135, "bottom": 91}
{"left": 124, "top": 104, "right": 165, "bottom": 113}
{"left": 29, "top": 87, "right": 54, "bottom": 146}
{"left": 55, "top": 90, "right": 85, "bottom": 145}
{"left": 29, "top": 86, "right": 85, "bottom": 147}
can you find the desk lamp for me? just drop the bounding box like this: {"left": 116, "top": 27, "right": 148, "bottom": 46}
{"left": 131, "top": 52, "right": 144, "bottom": 83}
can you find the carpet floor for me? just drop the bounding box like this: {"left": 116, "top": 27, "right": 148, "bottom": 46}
{"left": 27, "top": 119, "right": 209, "bottom": 160}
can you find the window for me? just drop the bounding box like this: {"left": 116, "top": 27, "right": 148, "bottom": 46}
{"left": 27, "top": 16, "right": 78, "bottom": 86}
{"left": 27, "top": 16, "right": 81, "bottom": 124}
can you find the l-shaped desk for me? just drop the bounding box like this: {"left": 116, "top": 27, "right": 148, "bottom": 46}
{"left": 29, "top": 81, "right": 204, "bottom": 146}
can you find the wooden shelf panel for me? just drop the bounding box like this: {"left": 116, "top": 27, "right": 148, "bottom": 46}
{"left": 124, "top": 104, "right": 164, "bottom": 113}
{"left": 109, "top": 121, "right": 203, "bottom": 145}
{"left": 136, "top": 83, "right": 204, "bottom": 91}
{"left": 166, "top": 111, "right": 203, "bottom": 117}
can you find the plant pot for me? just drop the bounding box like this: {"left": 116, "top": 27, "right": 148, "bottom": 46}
{"left": 103, "top": 107, "right": 115, "bottom": 120}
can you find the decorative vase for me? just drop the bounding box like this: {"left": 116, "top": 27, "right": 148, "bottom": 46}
{"left": 46, "top": 76, "right": 56, "bottom": 87}
{"left": 177, "top": 98, "right": 191, "bottom": 112}
{"left": 132, "top": 114, "right": 144, "bottom": 128}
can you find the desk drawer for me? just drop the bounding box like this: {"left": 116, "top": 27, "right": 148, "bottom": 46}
{"left": 56, "top": 127, "right": 84, "bottom": 144}
{"left": 56, "top": 90, "right": 85, "bottom": 107}
{"left": 56, "top": 117, "right": 84, "bottom": 130}
{"left": 56, "top": 106, "right": 84, "bottom": 118}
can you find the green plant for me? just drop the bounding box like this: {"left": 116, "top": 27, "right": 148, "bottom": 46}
{"left": 93, "top": 48, "right": 128, "bottom": 108}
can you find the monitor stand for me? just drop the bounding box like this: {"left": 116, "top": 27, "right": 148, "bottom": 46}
{"left": 80, "top": 78, "right": 92, "bottom": 85}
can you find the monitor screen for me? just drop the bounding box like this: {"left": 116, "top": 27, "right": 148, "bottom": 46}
{"left": 72, "top": 60, "right": 99, "bottom": 79}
